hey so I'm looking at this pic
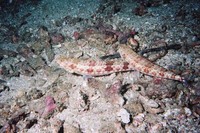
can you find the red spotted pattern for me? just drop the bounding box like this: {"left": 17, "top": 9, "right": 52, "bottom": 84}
{"left": 118, "top": 45, "right": 184, "bottom": 82}
{"left": 55, "top": 45, "right": 184, "bottom": 82}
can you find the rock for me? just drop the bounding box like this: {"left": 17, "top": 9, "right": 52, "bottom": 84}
{"left": 0, "top": 109, "right": 27, "bottom": 133}
{"left": 192, "top": 105, "right": 200, "bottom": 116}
{"left": 0, "top": 48, "right": 17, "bottom": 58}
{"left": 63, "top": 122, "right": 81, "bottom": 133}
{"left": 139, "top": 96, "right": 159, "bottom": 108}
{"left": 144, "top": 106, "right": 164, "bottom": 114}
{"left": 133, "top": 5, "right": 148, "bottom": 16}
{"left": 132, "top": 113, "right": 145, "bottom": 127}
{"left": 27, "top": 88, "right": 43, "bottom": 100}
{"left": 38, "top": 26, "right": 49, "bottom": 40}
{"left": 184, "top": 107, "right": 192, "bottom": 116}
{"left": 124, "top": 101, "right": 144, "bottom": 115}
{"left": 17, "top": 44, "right": 33, "bottom": 58}
{"left": 99, "top": 122, "right": 126, "bottom": 133}
{"left": 28, "top": 94, "right": 57, "bottom": 119}
{"left": 103, "top": 80, "right": 124, "bottom": 106}
{"left": 50, "top": 33, "right": 65, "bottom": 44}
{"left": 24, "top": 118, "right": 37, "bottom": 129}
{"left": 35, "top": 78, "right": 46, "bottom": 87}
{"left": 190, "top": 95, "right": 200, "bottom": 105}
{"left": 117, "top": 108, "right": 130, "bottom": 124}
{"left": 146, "top": 81, "right": 177, "bottom": 99}
{"left": 87, "top": 78, "right": 106, "bottom": 90}
{"left": 1, "top": 65, "right": 20, "bottom": 77}
{"left": 49, "top": 118, "right": 63, "bottom": 133}
{"left": 145, "top": 113, "right": 163, "bottom": 124}
{"left": 0, "top": 83, "right": 9, "bottom": 93}
{"left": 44, "top": 43, "right": 55, "bottom": 62}
{"left": 73, "top": 31, "right": 81, "bottom": 40}
{"left": 41, "top": 70, "right": 59, "bottom": 88}
{"left": 149, "top": 123, "right": 164, "bottom": 133}
{"left": 15, "top": 61, "right": 36, "bottom": 76}
{"left": 21, "top": 31, "right": 32, "bottom": 42}
{"left": 123, "top": 87, "right": 140, "bottom": 101}
{"left": 31, "top": 41, "right": 45, "bottom": 55}
{"left": 63, "top": 16, "right": 83, "bottom": 26}
{"left": 26, "top": 56, "right": 46, "bottom": 70}
{"left": 99, "top": 123, "right": 117, "bottom": 133}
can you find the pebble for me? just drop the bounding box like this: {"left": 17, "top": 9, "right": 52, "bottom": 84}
{"left": 31, "top": 41, "right": 45, "bottom": 55}
{"left": 123, "top": 88, "right": 139, "bottom": 101}
{"left": 35, "top": 78, "right": 46, "bottom": 87}
{"left": 184, "top": 107, "right": 192, "bottom": 116}
{"left": 49, "top": 118, "right": 63, "bottom": 132}
{"left": 45, "top": 45, "right": 55, "bottom": 62}
{"left": 117, "top": 108, "right": 130, "bottom": 124}
{"left": 145, "top": 106, "right": 164, "bottom": 114}
{"left": 139, "top": 95, "right": 159, "bottom": 108}
{"left": 99, "top": 123, "right": 117, "bottom": 133}
{"left": 124, "top": 101, "right": 144, "bottom": 115}
{"left": 132, "top": 113, "right": 145, "bottom": 127}
{"left": 26, "top": 56, "right": 46, "bottom": 70}
{"left": 63, "top": 122, "right": 81, "bottom": 133}
{"left": 27, "top": 88, "right": 43, "bottom": 100}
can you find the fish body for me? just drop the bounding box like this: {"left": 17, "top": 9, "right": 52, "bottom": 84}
{"left": 118, "top": 45, "right": 183, "bottom": 82}
{"left": 55, "top": 45, "right": 184, "bottom": 82}
{"left": 55, "top": 56, "right": 132, "bottom": 76}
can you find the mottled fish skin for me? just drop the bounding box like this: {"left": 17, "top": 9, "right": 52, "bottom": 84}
{"left": 55, "top": 55, "right": 132, "bottom": 76}
{"left": 55, "top": 45, "right": 184, "bottom": 82}
{"left": 118, "top": 45, "right": 184, "bottom": 82}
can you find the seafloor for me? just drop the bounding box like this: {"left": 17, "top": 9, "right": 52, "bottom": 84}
{"left": 0, "top": 0, "right": 199, "bottom": 132}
